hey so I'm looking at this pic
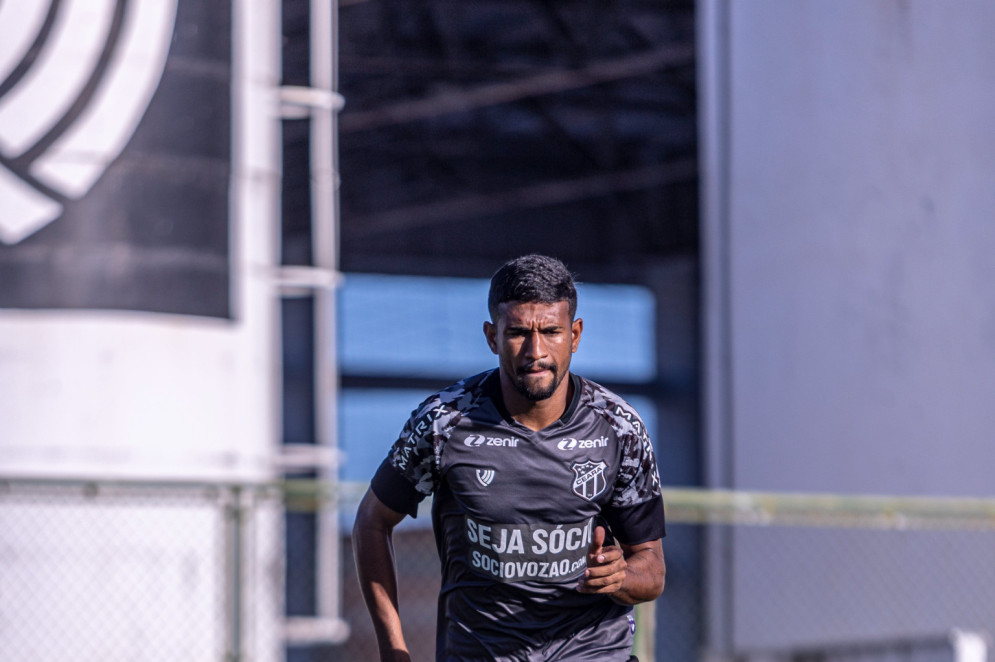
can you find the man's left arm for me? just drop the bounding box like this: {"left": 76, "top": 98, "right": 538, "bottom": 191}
{"left": 578, "top": 526, "right": 665, "bottom": 605}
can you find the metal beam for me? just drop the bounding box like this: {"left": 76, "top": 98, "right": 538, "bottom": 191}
{"left": 339, "top": 45, "right": 694, "bottom": 132}
{"left": 343, "top": 157, "right": 697, "bottom": 238}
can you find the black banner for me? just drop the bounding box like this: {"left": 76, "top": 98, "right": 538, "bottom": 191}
{"left": 0, "top": 0, "right": 231, "bottom": 317}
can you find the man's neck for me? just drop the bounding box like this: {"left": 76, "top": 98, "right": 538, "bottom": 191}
{"left": 500, "top": 373, "right": 573, "bottom": 432}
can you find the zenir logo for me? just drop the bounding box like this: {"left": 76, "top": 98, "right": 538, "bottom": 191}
{"left": 0, "top": 1, "right": 177, "bottom": 244}
{"left": 464, "top": 434, "right": 520, "bottom": 448}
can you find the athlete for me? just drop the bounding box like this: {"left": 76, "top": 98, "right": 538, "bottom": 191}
{"left": 353, "top": 254, "right": 666, "bottom": 661}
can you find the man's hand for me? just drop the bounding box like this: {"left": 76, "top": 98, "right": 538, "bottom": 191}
{"left": 577, "top": 526, "right": 627, "bottom": 595}
{"left": 577, "top": 525, "right": 666, "bottom": 605}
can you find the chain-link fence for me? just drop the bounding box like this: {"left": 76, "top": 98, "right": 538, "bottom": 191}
{"left": 2, "top": 477, "right": 994, "bottom": 662}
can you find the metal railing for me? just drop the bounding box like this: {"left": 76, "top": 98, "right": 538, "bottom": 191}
{"left": 2, "top": 477, "right": 993, "bottom": 662}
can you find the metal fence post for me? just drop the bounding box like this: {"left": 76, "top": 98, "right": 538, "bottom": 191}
{"left": 225, "top": 485, "right": 245, "bottom": 662}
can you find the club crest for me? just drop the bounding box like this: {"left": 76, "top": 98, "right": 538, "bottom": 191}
{"left": 571, "top": 460, "right": 608, "bottom": 501}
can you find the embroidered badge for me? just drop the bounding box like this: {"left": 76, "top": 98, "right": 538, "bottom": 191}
{"left": 571, "top": 460, "right": 608, "bottom": 501}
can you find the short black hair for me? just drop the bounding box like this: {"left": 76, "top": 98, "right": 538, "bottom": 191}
{"left": 487, "top": 254, "right": 578, "bottom": 321}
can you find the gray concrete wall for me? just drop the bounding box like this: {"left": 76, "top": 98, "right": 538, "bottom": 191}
{"left": 700, "top": 0, "right": 995, "bottom": 653}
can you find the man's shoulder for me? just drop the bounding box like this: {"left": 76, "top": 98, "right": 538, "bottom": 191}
{"left": 427, "top": 368, "right": 494, "bottom": 407}
{"left": 404, "top": 369, "right": 495, "bottom": 428}
{"left": 574, "top": 374, "right": 649, "bottom": 438}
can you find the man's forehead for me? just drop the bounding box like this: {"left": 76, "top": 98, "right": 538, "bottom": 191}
{"left": 497, "top": 300, "right": 572, "bottom": 324}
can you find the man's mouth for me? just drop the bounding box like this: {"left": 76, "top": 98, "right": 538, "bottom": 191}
{"left": 513, "top": 362, "right": 561, "bottom": 401}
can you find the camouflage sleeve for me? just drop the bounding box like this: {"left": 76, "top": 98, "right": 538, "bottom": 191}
{"left": 584, "top": 383, "right": 665, "bottom": 541}
{"left": 369, "top": 395, "right": 445, "bottom": 517}
{"left": 372, "top": 375, "right": 485, "bottom": 517}
{"left": 606, "top": 403, "right": 666, "bottom": 542}
{"left": 384, "top": 394, "right": 447, "bottom": 498}
{"left": 609, "top": 403, "right": 662, "bottom": 509}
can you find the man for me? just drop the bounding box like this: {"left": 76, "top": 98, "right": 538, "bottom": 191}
{"left": 353, "top": 254, "right": 666, "bottom": 661}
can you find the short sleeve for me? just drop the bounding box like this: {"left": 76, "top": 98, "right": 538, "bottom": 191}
{"left": 371, "top": 459, "right": 426, "bottom": 518}
{"left": 603, "top": 397, "right": 666, "bottom": 543}
{"left": 370, "top": 395, "right": 446, "bottom": 517}
{"left": 610, "top": 414, "right": 662, "bottom": 509}
{"left": 602, "top": 494, "right": 665, "bottom": 544}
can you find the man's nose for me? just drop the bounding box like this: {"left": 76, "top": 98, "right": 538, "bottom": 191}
{"left": 523, "top": 331, "right": 547, "bottom": 359}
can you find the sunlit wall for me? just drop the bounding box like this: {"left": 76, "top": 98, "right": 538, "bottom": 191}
{"left": 700, "top": 0, "right": 995, "bottom": 654}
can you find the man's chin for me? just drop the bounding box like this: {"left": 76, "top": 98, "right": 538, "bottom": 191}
{"left": 521, "top": 387, "right": 555, "bottom": 402}
{"left": 514, "top": 375, "right": 559, "bottom": 401}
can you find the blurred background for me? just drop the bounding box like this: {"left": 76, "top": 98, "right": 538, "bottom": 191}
{"left": 2, "top": 1, "right": 995, "bottom": 661}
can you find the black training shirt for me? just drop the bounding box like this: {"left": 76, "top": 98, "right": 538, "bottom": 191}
{"left": 371, "top": 369, "right": 666, "bottom": 659}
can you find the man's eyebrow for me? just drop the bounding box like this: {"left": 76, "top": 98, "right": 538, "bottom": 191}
{"left": 506, "top": 322, "right": 564, "bottom": 332}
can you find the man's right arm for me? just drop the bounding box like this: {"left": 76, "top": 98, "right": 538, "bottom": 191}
{"left": 353, "top": 488, "right": 412, "bottom": 662}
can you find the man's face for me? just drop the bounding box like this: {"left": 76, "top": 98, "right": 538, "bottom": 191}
{"left": 484, "top": 300, "right": 583, "bottom": 402}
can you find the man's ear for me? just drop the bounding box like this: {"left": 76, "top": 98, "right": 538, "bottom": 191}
{"left": 571, "top": 317, "right": 583, "bottom": 353}
{"left": 483, "top": 320, "right": 498, "bottom": 354}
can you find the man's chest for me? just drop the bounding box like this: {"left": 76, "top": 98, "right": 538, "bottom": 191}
{"left": 438, "top": 419, "right": 621, "bottom": 523}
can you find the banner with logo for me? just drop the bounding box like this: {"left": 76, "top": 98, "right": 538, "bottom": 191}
{"left": 0, "top": 0, "right": 230, "bottom": 317}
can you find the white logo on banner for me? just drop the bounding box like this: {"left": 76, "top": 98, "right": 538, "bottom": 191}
{"left": 0, "top": 0, "right": 177, "bottom": 244}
